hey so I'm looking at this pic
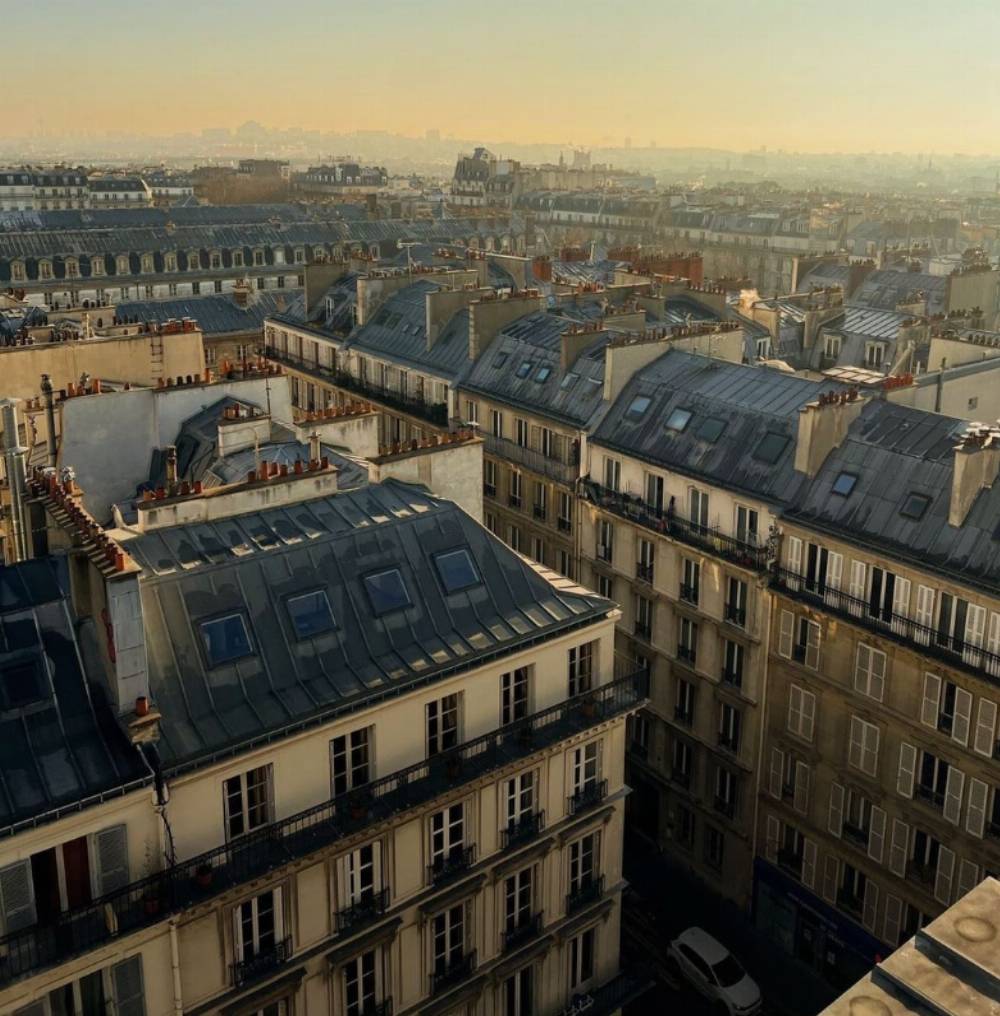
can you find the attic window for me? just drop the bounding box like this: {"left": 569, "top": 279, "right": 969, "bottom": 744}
{"left": 753, "top": 432, "right": 788, "bottom": 464}
{"left": 696, "top": 417, "right": 727, "bottom": 443}
{"left": 434, "top": 548, "right": 481, "bottom": 593}
{"left": 2, "top": 661, "right": 44, "bottom": 708}
{"left": 201, "top": 614, "right": 253, "bottom": 666}
{"left": 515, "top": 361, "right": 532, "bottom": 379}
{"left": 900, "top": 492, "right": 930, "bottom": 520}
{"left": 287, "top": 590, "right": 336, "bottom": 638}
{"left": 625, "top": 396, "right": 651, "bottom": 421}
{"left": 832, "top": 472, "right": 857, "bottom": 497}
{"left": 493, "top": 352, "right": 508, "bottom": 368}
{"left": 561, "top": 372, "right": 579, "bottom": 390}
{"left": 364, "top": 568, "right": 411, "bottom": 615}
{"left": 535, "top": 367, "right": 552, "bottom": 384}
{"left": 665, "top": 408, "right": 692, "bottom": 433}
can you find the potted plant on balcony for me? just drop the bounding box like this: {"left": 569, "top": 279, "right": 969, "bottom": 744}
{"left": 195, "top": 863, "right": 214, "bottom": 890}
{"left": 446, "top": 754, "right": 463, "bottom": 779}
{"left": 581, "top": 695, "right": 597, "bottom": 719}
{"left": 348, "top": 793, "right": 369, "bottom": 822}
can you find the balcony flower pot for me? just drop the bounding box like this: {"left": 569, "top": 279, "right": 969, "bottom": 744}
{"left": 446, "top": 757, "right": 463, "bottom": 779}
{"left": 195, "top": 863, "right": 214, "bottom": 890}
{"left": 517, "top": 726, "right": 533, "bottom": 747}
{"left": 581, "top": 696, "right": 597, "bottom": 719}
{"left": 135, "top": 695, "right": 150, "bottom": 717}
{"left": 143, "top": 893, "right": 162, "bottom": 916}
{"left": 349, "top": 796, "right": 369, "bottom": 821}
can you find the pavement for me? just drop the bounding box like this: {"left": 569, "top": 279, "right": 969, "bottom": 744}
{"left": 621, "top": 834, "right": 838, "bottom": 1016}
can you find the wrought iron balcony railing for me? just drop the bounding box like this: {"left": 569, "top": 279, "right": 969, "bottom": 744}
{"left": 501, "top": 811, "right": 545, "bottom": 851}
{"left": 566, "top": 874, "right": 605, "bottom": 914}
{"left": 430, "top": 950, "right": 476, "bottom": 995}
{"left": 568, "top": 779, "right": 608, "bottom": 815}
{"left": 502, "top": 912, "right": 543, "bottom": 952}
{"left": 334, "top": 887, "right": 390, "bottom": 935}
{"left": 428, "top": 845, "right": 477, "bottom": 886}
{"left": 231, "top": 936, "right": 292, "bottom": 989}
{"left": 482, "top": 432, "right": 580, "bottom": 486}
{"left": 0, "top": 670, "right": 647, "bottom": 988}
{"left": 636, "top": 561, "right": 654, "bottom": 583}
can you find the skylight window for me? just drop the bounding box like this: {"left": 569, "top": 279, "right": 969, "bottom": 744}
{"left": 665, "top": 408, "right": 692, "bottom": 433}
{"left": 625, "top": 396, "right": 652, "bottom": 421}
{"left": 696, "top": 417, "right": 727, "bottom": 443}
{"left": 535, "top": 367, "right": 552, "bottom": 384}
{"left": 434, "top": 548, "right": 481, "bottom": 593}
{"left": 493, "top": 352, "right": 508, "bottom": 368}
{"left": 753, "top": 432, "right": 789, "bottom": 464}
{"left": 364, "top": 568, "right": 411, "bottom": 615}
{"left": 832, "top": 472, "right": 857, "bottom": 497}
{"left": 201, "top": 614, "right": 253, "bottom": 666}
{"left": 561, "top": 372, "right": 579, "bottom": 390}
{"left": 515, "top": 361, "right": 532, "bottom": 379}
{"left": 2, "top": 661, "right": 44, "bottom": 708}
{"left": 286, "top": 590, "right": 336, "bottom": 638}
{"left": 900, "top": 493, "right": 930, "bottom": 520}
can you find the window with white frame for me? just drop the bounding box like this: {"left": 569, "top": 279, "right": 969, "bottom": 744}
{"left": 501, "top": 667, "right": 530, "bottom": 726}
{"left": 597, "top": 574, "right": 613, "bottom": 600}
{"left": 569, "top": 927, "right": 596, "bottom": 989}
{"left": 689, "top": 487, "right": 709, "bottom": 529}
{"left": 224, "top": 765, "right": 273, "bottom": 839}
{"left": 823, "top": 333, "right": 841, "bottom": 359}
{"left": 16, "top": 955, "right": 147, "bottom": 1016}
{"left": 503, "top": 966, "right": 533, "bottom": 1016}
{"left": 597, "top": 519, "right": 613, "bottom": 562}
{"left": 504, "top": 770, "right": 536, "bottom": 829}
{"left": 568, "top": 641, "right": 595, "bottom": 696}
{"left": 431, "top": 903, "right": 466, "bottom": 979}
{"left": 465, "top": 399, "right": 479, "bottom": 424}
{"left": 427, "top": 694, "right": 460, "bottom": 756}
{"left": 570, "top": 741, "right": 600, "bottom": 797}
{"left": 491, "top": 409, "right": 503, "bottom": 437}
{"left": 233, "top": 887, "right": 285, "bottom": 968}
{"left": 338, "top": 841, "right": 382, "bottom": 910}
{"left": 787, "top": 684, "right": 816, "bottom": 742}
{"left": 718, "top": 703, "right": 741, "bottom": 753}
{"left": 343, "top": 948, "right": 382, "bottom": 1016}
{"left": 515, "top": 418, "right": 529, "bottom": 447}
{"left": 569, "top": 831, "right": 598, "bottom": 895}
{"left": 503, "top": 865, "right": 534, "bottom": 934}
{"left": 603, "top": 456, "right": 621, "bottom": 492}
{"left": 430, "top": 803, "right": 465, "bottom": 871}
{"left": 854, "top": 644, "right": 887, "bottom": 701}
{"left": 848, "top": 716, "right": 880, "bottom": 777}
{"left": 330, "top": 728, "right": 372, "bottom": 797}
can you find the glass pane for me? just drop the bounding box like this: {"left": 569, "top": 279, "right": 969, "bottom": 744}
{"left": 287, "top": 590, "right": 335, "bottom": 637}
{"left": 364, "top": 569, "right": 411, "bottom": 614}
{"left": 201, "top": 614, "right": 253, "bottom": 666}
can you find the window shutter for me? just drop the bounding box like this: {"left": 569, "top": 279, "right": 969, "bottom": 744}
{"left": 920, "top": 673, "right": 941, "bottom": 728}
{"left": 0, "top": 860, "right": 36, "bottom": 933}
{"left": 883, "top": 894, "right": 903, "bottom": 948}
{"left": 974, "top": 699, "right": 998, "bottom": 757}
{"left": 870, "top": 650, "right": 886, "bottom": 703}
{"left": 966, "top": 778, "right": 988, "bottom": 838}
{"left": 891, "top": 577, "right": 911, "bottom": 629}
{"left": 801, "top": 691, "right": 816, "bottom": 742}
{"left": 915, "top": 586, "right": 935, "bottom": 642}
{"left": 862, "top": 722, "right": 879, "bottom": 776}
{"left": 964, "top": 605, "right": 987, "bottom": 665}
{"left": 826, "top": 552, "right": 843, "bottom": 599}
{"left": 801, "top": 838, "right": 817, "bottom": 889}
{"left": 897, "top": 743, "right": 916, "bottom": 798}
{"left": 94, "top": 824, "right": 130, "bottom": 897}
{"left": 848, "top": 561, "right": 867, "bottom": 614}
{"left": 854, "top": 645, "right": 870, "bottom": 695}
{"left": 952, "top": 688, "right": 972, "bottom": 747}
{"left": 769, "top": 748, "right": 785, "bottom": 800}
{"left": 957, "top": 859, "right": 980, "bottom": 900}
{"left": 787, "top": 686, "right": 802, "bottom": 736}
{"left": 232, "top": 903, "right": 245, "bottom": 960}
{"left": 862, "top": 879, "right": 879, "bottom": 932}
{"left": 828, "top": 783, "right": 844, "bottom": 837}
{"left": 943, "top": 767, "right": 966, "bottom": 826}
{"left": 935, "top": 847, "right": 955, "bottom": 905}
{"left": 111, "top": 955, "right": 146, "bottom": 1016}
{"left": 848, "top": 717, "right": 864, "bottom": 771}
{"left": 272, "top": 885, "right": 285, "bottom": 941}
{"left": 778, "top": 611, "right": 793, "bottom": 659}
{"left": 987, "top": 612, "right": 1000, "bottom": 678}
{"left": 889, "top": 820, "right": 909, "bottom": 878}
{"left": 821, "top": 855, "right": 838, "bottom": 903}
{"left": 868, "top": 807, "right": 886, "bottom": 864}
{"left": 805, "top": 622, "right": 821, "bottom": 670}
{"left": 786, "top": 537, "right": 802, "bottom": 581}
{"left": 765, "top": 815, "right": 779, "bottom": 863}
{"left": 793, "top": 762, "right": 810, "bottom": 816}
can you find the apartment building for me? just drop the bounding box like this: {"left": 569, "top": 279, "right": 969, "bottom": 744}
{"left": 0, "top": 460, "right": 648, "bottom": 1016}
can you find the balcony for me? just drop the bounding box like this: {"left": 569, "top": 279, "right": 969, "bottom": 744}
{"left": 231, "top": 936, "right": 292, "bottom": 989}
{"left": 673, "top": 706, "right": 693, "bottom": 727}
{"left": 842, "top": 822, "right": 869, "bottom": 848}
{"left": 713, "top": 795, "right": 736, "bottom": 819}
{"left": 776, "top": 848, "right": 803, "bottom": 878}
{"left": 634, "top": 621, "right": 652, "bottom": 642}
{"left": 483, "top": 483, "right": 496, "bottom": 498}
{"left": 836, "top": 888, "right": 863, "bottom": 919}
{"left": 559, "top": 971, "right": 655, "bottom": 1016}
{"left": 557, "top": 516, "right": 572, "bottom": 534}
{"left": 260, "top": 346, "right": 448, "bottom": 427}
{"left": 360, "top": 1002, "right": 393, "bottom": 1016}
{"left": 717, "top": 732, "right": 740, "bottom": 754}
{"left": 584, "top": 482, "right": 769, "bottom": 571}
{"left": 720, "top": 668, "right": 742, "bottom": 689}
{"left": 483, "top": 432, "right": 579, "bottom": 486}
{"left": 567, "top": 874, "right": 605, "bottom": 915}
{"left": 430, "top": 950, "right": 477, "bottom": 995}
{"left": 428, "top": 845, "right": 477, "bottom": 886}
{"left": 533, "top": 504, "right": 547, "bottom": 521}
{"left": 509, "top": 494, "right": 523, "bottom": 509}
{"left": 568, "top": 779, "right": 608, "bottom": 815}
{"left": 915, "top": 784, "right": 945, "bottom": 811}
{"left": 0, "top": 670, "right": 648, "bottom": 989}
{"left": 636, "top": 561, "right": 654, "bottom": 584}
{"left": 723, "top": 603, "right": 746, "bottom": 628}
{"left": 670, "top": 768, "right": 691, "bottom": 788}
{"left": 502, "top": 912, "right": 543, "bottom": 952}
{"left": 501, "top": 811, "right": 545, "bottom": 851}
{"left": 334, "top": 887, "right": 390, "bottom": 935}
{"left": 771, "top": 566, "right": 1000, "bottom": 683}
{"left": 677, "top": 645, "right": 697, "bottom": 667}
{"left": 679, "top": 583, "right": 699, "bottom": 606}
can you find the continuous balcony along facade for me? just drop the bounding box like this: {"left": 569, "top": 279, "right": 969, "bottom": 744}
{"left": 261, "top": 344, "right": 449, "bottom": 427}
{"left": 583, "top": 481, "right": 770, "bottom": 572}
{"left": 482, "top": 432, "right": 580, "bottom": 486}
{"left": 770, "top": 566, "right": 1000, "bottom": 682}
{"left": 0, "top": 670, "right": 647, "bottom": 989}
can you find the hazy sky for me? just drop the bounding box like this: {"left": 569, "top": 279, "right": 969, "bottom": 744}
{"left": 8, "top": 0, "right": 1000, "bottom": 152}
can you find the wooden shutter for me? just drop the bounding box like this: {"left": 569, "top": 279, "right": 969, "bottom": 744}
{"left": 897, "top": 743, "right": 916, "bottom": 798}
{"left": 0, "top": 859, "right": 36, "bottom": 933}
{"left": 765, "top": 815, "right": 779, "bottom": 863}
{"left": 112, "top": 954, "right": 146, "bottom": 1016}
{"left": 883, "top": 894, "right": 903, "bottom": 948}
{"left": 889, "top": 820, "right": 909, "bottom": 877}
{"left": 952, "top": 688, "right": 973, "bottom": 747}
{"left": 943, "top": 767, "right": 966, "bottom": 826}
{"left": 801, "top": 838, "right": 817, "bottom": 889}
{"left": 862, "top": 880, "right": 879, "bottom": 932}
{"left": 891, "top": 577, "right": 911, "bottom": 631}
{"left": 920, "top": 673, "right": 941, "bottom": 728}
{"left": 987, "top": 612, "right": 1000, "bottom": 678}
{"left": 854, "top": 645, "right": 871, "bottom": 695}
{"left": 786, "top": 537, "right": 802, "bottom": 585}
{"left": 778, "top": 611, "right": 793, "bottom": 659}
{"left": 935, "top": 847, "right": 956, "bottom": 905}
{"left": 964, "top": 605, "right": 987, "bottom": 666}
{"left": 915, "top": 586, "right": 935, "bottom": 642}
{"left": 868, "top": 807, "right": 886, "bottom": 865}
{"left": 801, "top": 690, "right": 816, "bottom": 742}
{"left": 93, "top": 824, "right": 130, "bottom": 898}
{"left": 974, "top": 699, "right": 998, "bottom": 757}
{"left": 821, "top": 856, "right": 839, "bottom": 903}
{"left": 848, "top": 717, "right": 864, "bottom": 771}
{"left": 966, "top": 778, "right": 988, "bottom": 838}
{"left": 826, "top": 552, "right": 843, "bottom": 601}
{"left": 828, "top": 783, "right": 844, "bottom": 837}
{"left": 769, "top": 748, "right": 785, "bottom": 800}
{"left": 805, "top": 622, "right": 821, "bottom": 670}
{"left": 869, "top": 649, "right": 886, "bottom": 703}
{"left": 793, "top": 762, "right": 810, "bottom": 816}
{"left": 956, "top": 859, "right": 980, "bottom": 900}
{"left": 787, "top": 686, "right": 802, "bottom": 736}
{"left": 848, "top": 561, "right": 867, "bottom": 614}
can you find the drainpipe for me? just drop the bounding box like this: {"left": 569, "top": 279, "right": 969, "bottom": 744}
{"left": 1, "top": 399, "right": 31, "bottom": 563}
{"left": 40, "top": 373, "right": 57, "bottom": 467}
{"left": 935, "top": 357, "right": 946, "bottom": 414}
{"left": 169, "top": 918, "right": 184, "bottom": 1016}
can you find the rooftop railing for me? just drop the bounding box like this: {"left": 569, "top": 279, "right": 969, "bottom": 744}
{"left": 482, "top": 433, "right": 580, "bottom": 486}
{"left": 584, "top": 482, "right": 768, "bottom": 572}
{"left": 0, "top": 670, "right": 647, "bottom": 988}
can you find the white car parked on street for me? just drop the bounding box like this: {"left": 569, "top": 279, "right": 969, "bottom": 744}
{"left": 667, "top": 927, "right": 762, "bottom": 1015}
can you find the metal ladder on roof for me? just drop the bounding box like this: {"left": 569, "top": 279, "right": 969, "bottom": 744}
{"left": 150, "top": 331, "right": 164, "bottom": 383}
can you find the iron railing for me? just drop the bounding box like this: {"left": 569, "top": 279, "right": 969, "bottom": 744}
{"left": 771, "top": 566, "right": 1000, "bottom": 682}
{"left": 0, "top": 670, "right": 647, "bottom": 988}
{"left": 566, "top": 874, "right": 605, "bottom": 914}
{"left": 723, "top": 603, "right": 746, "bottom": 627}
{"left": 720, "top": 667, "right": 742, "bottom": 689}
{"left": 428, "top": 845, "right": 477, "bottom": 886}
{"left": 502, "top": 912, "right": 543, "bottom": 952}
{"left": 677, "top": 645, "right": 696, "bottom": 666}
{"left": 636, "top": 562, "right": 654, "bottom": 583}
{"left": 568, "top": 779, "right": 608, "bottom": 815}
{"left": 430, "top": 950, "right": 476, "bottom": 995}
{"left": 584, "top": 482, "right": 768, "bottom": 571}
{"left": 679, "top": 583, "right": 699, "bottom": 605}
{"left": 713, "top": 795, "right": 736, "bottom": 819}
{"left": 673, "top": 706, "right": 693, "bottom": 727}
{"left": 231, "top": 936, "right": 292, "bottom": 989}
{"left": 501, "top": 811, "right": 545, "bottom": 851}
{"left": 482, "top": 433, "right": 579, "bottom": 486}
{"left": 334, "top": 887, "right": 390, "bottom": 935}
{"left": 777, "top": 848, "right": 803, "bottom": 877}
{"left": 559, "top": 971, "right": 655, "bottom": 1016}
{"left": 260, "top": 345, "right": 448, "bottom": 426}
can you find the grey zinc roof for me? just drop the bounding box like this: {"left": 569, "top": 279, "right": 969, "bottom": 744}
{"left": 592, "top": 350, "right": 845, "bottom": 504}
{"left": 852, "top": 268, "right": 947, "bottom": 313}
{"left": 0, "top": 559, "right": 149, "bottom": 834}
{"left": 119, "top": 290, "right": 304, "bottom": 337}
{"left": 120, "top": 481, "right": 612, "bottom": 770}
{"left": 797, "top": 262, "right": 851, "bottom": 292}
